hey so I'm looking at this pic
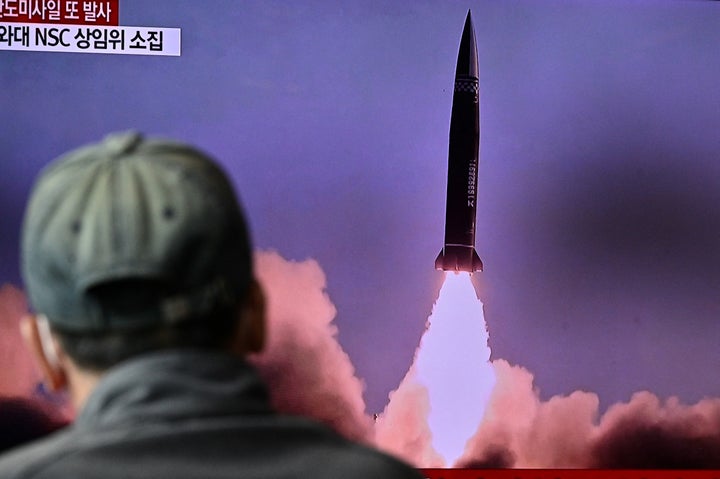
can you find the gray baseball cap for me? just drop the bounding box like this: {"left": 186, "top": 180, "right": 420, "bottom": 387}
{"left": 21, "top": 131, "right": 253, "bottom": 333}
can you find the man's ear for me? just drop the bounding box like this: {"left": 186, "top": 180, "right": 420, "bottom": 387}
{"left": 20, "top": 315, "right": 68, "bottom": 392}
{"left": 233, "top": 279, "right": 266, "bottom": 355}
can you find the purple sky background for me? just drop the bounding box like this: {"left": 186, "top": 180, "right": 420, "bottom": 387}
{"left": 2, "top": 0, "right": 720, "bottom": 414}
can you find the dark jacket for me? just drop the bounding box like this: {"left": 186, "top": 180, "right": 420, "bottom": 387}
{"left": 0, "top": 350, "right": 423, "bottom": 479}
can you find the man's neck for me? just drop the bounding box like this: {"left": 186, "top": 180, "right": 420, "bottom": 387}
{"left": 64, "top": 360, "right": 103, "bottom": 414}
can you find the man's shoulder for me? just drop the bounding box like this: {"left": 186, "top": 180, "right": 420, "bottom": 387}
{"left": 272, "top": 416, "right": 424, "bottom": 478}
{"left": 317, "top": 440, "right": 425, "bottom": 479}
{"left": 0, "top": 427, "right": 76, "bottom": 479}
{"left": 0, "top": 415, "right": 424, "bottom": 479}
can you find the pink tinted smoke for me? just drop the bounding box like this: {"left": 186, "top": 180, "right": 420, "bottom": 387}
{"left": 458, "top": 361, "right": 720, "bottom": 468}
{"left": 250, "top": 250, "right": 374, "bottom": 443}
{"left": 374, "top": 364, "right": 445, "bottom": 467}
{"left": 0, "top": 285, "right": 41, "bottom": 397}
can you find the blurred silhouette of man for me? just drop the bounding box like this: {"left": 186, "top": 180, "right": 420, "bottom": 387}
{"left": 0, "top": 132, "right": 423, "bottom": 478}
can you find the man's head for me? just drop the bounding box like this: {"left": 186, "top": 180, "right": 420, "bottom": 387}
{"left": 19, "top": 132, "right": 265, "bottom": 405}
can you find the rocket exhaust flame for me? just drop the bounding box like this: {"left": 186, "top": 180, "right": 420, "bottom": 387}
{"left": 415, "top": 273, "right": 495, "bottom": 465}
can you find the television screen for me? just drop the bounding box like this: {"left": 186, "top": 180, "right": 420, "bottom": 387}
{"left": 2, "top": 0, "right": 719, "bottom": 471}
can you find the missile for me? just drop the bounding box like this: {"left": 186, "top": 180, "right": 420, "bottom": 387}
{"left": 435, "top": 10, "right": 483, "bottom": 273}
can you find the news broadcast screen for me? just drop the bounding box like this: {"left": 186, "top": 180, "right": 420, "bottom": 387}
{"left": 2, "top": 1, "right": 720, "bottom": 477}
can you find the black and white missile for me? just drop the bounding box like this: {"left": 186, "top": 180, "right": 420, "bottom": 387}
{"left": 435, "top": 10, "right": 483, "bottom": 273}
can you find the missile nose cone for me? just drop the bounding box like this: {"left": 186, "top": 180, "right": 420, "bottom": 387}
{"left": 455, "top": 10, "right": 478, "bottom": 80}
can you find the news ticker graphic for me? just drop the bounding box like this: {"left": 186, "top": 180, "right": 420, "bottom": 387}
{"left": 420, "top": 470, "right": 720, "bottom": 479}
{"left": 0, "top": 0, "right": 181, "bottom": 55}
{"left": 0, "top": 22, "right": 180, "bottom": 55}
{"left": 0, "top": 0, "right": 119, "bottom": 25}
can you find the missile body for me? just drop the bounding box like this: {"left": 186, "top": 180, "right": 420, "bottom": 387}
{"left": 435, "top": 11, "right": 483, "bottom": 273}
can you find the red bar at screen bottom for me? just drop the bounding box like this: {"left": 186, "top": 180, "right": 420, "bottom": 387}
{"left": 420, "top": 469, "right": 720, "bottom": 479}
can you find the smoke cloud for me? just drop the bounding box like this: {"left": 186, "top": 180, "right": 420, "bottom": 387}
{"left": 380, "top": 358, "right": 720, "bottom": 468}
{"left": 250, "top": 250, "right": 374, "bottom": 444}
{"left": 590, "top": 393, "right": 720, "bottom": 468}
{"left": 3, "top": 253, "right": 720, "bottom": 467}
{"left": 373, "top": 365, "right": 443, "bottom": 467}
{"left": 0, "top": 285, "right": 40, "bottom": 398}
